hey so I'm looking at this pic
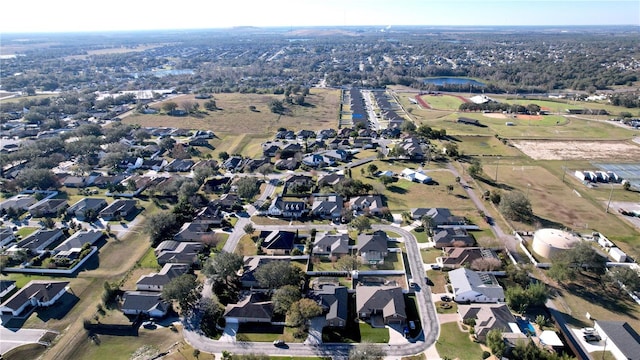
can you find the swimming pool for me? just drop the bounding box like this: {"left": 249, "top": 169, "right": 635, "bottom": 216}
{"left": 517, "top": 318, "right": 535, "bottom": 335}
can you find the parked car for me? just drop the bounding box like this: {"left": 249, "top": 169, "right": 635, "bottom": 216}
{"left": 584, "top": 334, "right": 601, "bottom": 342}
{"left": 440, "top": 295, "right": 452, "bottom": 302}
{"left": 430, "top": 264, "right": 441, "bottom": 270}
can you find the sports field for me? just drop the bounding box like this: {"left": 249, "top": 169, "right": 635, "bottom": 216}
{"left": 416, "top": 94, "right": 465, "bottom": 111}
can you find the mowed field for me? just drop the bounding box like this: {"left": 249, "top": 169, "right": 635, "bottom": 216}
{"left": 123, "top": 88, "right": 340, "bottom": 134}
{"left": 416, "top": 94, "right": 464, "bottom": 111}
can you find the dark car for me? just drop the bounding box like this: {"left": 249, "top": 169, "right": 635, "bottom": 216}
{"left": 440, "top": 295, "right": 452, "bottom": 302}
{"left": 273, "top": 339, "right": 286, "bottom": 347}
{"left": 583, "top": 334, "right": 601, "bottom": 342}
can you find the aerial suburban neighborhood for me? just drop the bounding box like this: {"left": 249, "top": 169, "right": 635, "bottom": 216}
{"left": 1, "top": 16, "right": 640, "bottom": 360}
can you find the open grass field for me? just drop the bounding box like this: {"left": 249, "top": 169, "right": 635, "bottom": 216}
{"left": 455, "top": 135, "right": 524, "bottom": 157}
{"left": 123, "top": 88, "right": 340, "bottom": 135}
{"left": 494, "top": 95, "right": 639, "bottom": 116}
{"left": 435, "top": 322, "right": 484, "bottom": 360}
{"left": 417, "top": 94, "right": 464, "bottom": 111}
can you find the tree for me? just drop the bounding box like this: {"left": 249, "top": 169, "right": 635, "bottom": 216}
{"left": 162, "top": 274, "right": 201, "bottom": 313}
{"left": 287, "top": 298, "right": 322, "bottom": 327}
{"left": 470, "top": 257, "right": 502, "bottom": 271}
{"left": 486, "top": 329, "right": 506, "bottom": 358}
{"left": 218, "top": 151, "right": 230, "bottom": 161}
{"left": 145, "top": 211, "right": 178, "bottom": 245}
{"left": 550, "top": 241, "right": 607, "bottom": 282}
{"left": 243, "top": 223, "right": 255, "bottom": 235}
{"left": 606, "top": 266, "right": 640, "bottom": 292}
{"left": 505, "top": 285, "right": 529, "bottom": 313}
{"left": 335, "top": 255, "right": 360, "bottom": 272}
{"left": 269, "top": 99, "right": 285, "bottom": 114}
{"left": 159, "top": 137, "right": 177, "bottom": 151}
{"left": 272, "top": 285, "right": 301, "bottom": 315}
{"left": 14, "top": 168, "right": 58, "bottom": 190}
{"left": 133, "top": 128, "right": 151, "bottom": 143}
{"left": 162, "top": 101, "right": 178, "bottom": 114}
{"left": 256, "top": 163, "right": 274, "bottom": 179}
{"left": 468, "top": 159, "right": 483, "bottom": 178}
{"left": 348, "top": 343, "right": 386, "bottom": 360}
{"left": 235, "top": 177, "right": 260, "bottom": 199}
{"left": 367, "top": 164, "right": 378, "bottom": 177}
{"left": 200, "top": 296, "right": 225, "bottom": 337}
{"left": 204, "top": 99, "right": 217, "bottom": 111}
{"left": 254, "top": 261, "right": 304, "bottom": 290}
{"left": 202, "top": 252, "right": 244, "bottom": 286}
{"left": 350, "top": 216, "right": 371, "bottom": 233}
{"left": 498, "top": 191, "right": 533, "bottom": 223}
{"left": 181, "top": 100, "right": 198, "bottom": 114}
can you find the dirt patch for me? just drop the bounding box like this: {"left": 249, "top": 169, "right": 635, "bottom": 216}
{"left": 483, "top": 113, "right": 507, "bottom": 119}
{"left": 512, "top": 140, "right": 640, "bottom": 160}
{"left": 515, "top": 114, "right": 543, "bottom": 120}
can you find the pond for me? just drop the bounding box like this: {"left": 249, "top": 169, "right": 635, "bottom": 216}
{"left": 423, "top": 77, "right": 486, "bottom": 87}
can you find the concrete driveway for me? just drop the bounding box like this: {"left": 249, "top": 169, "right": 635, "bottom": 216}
{"left": 0, "top": 327, "right": 50, "bottom": 355}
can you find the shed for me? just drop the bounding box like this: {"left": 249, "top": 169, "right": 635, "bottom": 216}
{"left": 609, "top": 247, "right": 627, "bottom": 262}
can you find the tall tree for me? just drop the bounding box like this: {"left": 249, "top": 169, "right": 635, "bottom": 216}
{"left": 286, "top": 298, "right": 323, "bottom": 327}
{"left": 349, "top": 216, "right": 371, "bottom": 233}
{"left": 272, "top": 285, "right": 301, "bottom": 315}
{"left": 162, "top": 101, "right": 178, "bottom": 114}
{"left": 499, "top": 191, "right": 533, "bottom": 223}
{"left": 203, "top": 252, "right": 244, "bottom": 286}
{"left": 162, "top": 274, "right": 201, "bottom": 313}
{"left": 254, "top": 261, "right": 304, "bottom": 290}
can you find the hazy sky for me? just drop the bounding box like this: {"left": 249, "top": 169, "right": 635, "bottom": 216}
{"left": 1, "top": 0, "right": 638, "bottom": 33}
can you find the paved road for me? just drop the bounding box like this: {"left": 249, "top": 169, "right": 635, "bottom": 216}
{"left": 0, "top": 327, "right": 50, "bottom": 355}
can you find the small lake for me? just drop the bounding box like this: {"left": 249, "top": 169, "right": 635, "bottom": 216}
{"left": 423, "top": 77, "right": 485, "bottom": 87}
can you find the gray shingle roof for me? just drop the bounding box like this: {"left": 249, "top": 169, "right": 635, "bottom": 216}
{"left": 356, "top": 285, "right": 406, "bottom": 319}
{"left": 0, "top": 280, "right": 68, "bottom": 312}
{"left": 316, "top": 285, "right": 348, "bottom": 323}
{"left": 357, "top": 230, "right": 389, "bottom": 253}
{"left": 597, "top": 321, "right": 640, "bottom": 360}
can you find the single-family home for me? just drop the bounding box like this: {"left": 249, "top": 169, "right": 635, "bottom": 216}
{"left": 243, "top": 157, "right": 271, "bottom": 172}
{"left": 262, "top": 142, "right": 282, "bottom": 158}
{"left": 283, "top": 175, "right": 314, "bottom": 193}
{"left": 357, "top": 230, "right": 389, "bottom": 265}
{"left": 139, "top": 159, "right": 167, "bottom": 171}
{"left": 0, "top": 280, "right": 17, "bottom": 299}
{"left": 395, "top": 136, "right": 423, "bottom": 160}
{"left": 356, "top": 285, "right": 406, "bottom": 326}
{"left": 12, "top": 228, "right": 64, "bottom": 254}
{"left": 302, "top": 153, "right": 334, "bottom": 168}
{"left": 267, "top": 196, "right": 307, "bottom": 218}
{"left": 67, "top": 198, "right": 108, "bottom": 220}
{"left": 280, "top": 143, "right": 303, "bottom": 158}
{"left": 0, "top": 194, "right": 36, "bottom": 213}
{"left": 323, "top": 149, "right": 349, "bottom": 162}
{"left": 313, "top": 232, "right": 350, "bottom": 259}
{"left": 349, "top": 195, "right": 384, "bottom": 216}
{"left": 62, "top": 176, "right": 90, "bottom": 188}
{"left": 224, "top": 293, "right": 274, "bottom": 324}
{"left": 173, "top": 222, "right": 212, "bottom": 242}
{"left": 120, "top": 291, "right": 169, "bottom": 318}
{"left": 314, "top": 285, "right": 348, "bottom": 328}
{"left": 0, "top": 281, "right": 69, "bottom": 317}
{"left": 449, "top": 268, "right": 505, "bottom": 303}
{"left": 240, "top": 257, "right": 290, "bottom": 288}
{"left": 192, "top": 159, "right": 218, "bottom": 171}
{"left": 458, "top": 303, "right": 517, "bottom": 342}
{"left": 410, "top": 208, "right": 467, "bottom": 228}
{"left": 211, "top": 193, "right": 240, "bottom": 211}
{"left": 439, "top": 247, "right": 500, "bottom": 270}
{"left": 317, "top": 173, "right": 346, "bottom": 188}
{"left": 274, "top": 158, "right": 300, "bottom": 171}
{"left": 155, "top": 241, "right": 203, "bottom": 266}
{"left": 594, "top": 321, "right": 640, "bottom": 360}
{"left": 260, "top": 230, "right": 295, "bottom": 255}
{"left": 432, "top": 228, "right": 475, "bottom": 248}
{"left": 192, "top": 203, "right": 224, "bottom": 226}
{"left": 28, "top": 199, "right": 68, "bottom": 217}
{"left": 222, "top": 156, "right": 244, "bottom": 171}
{"left": 165, "top": 159, "right": 195, "bottom": 172}
{"left": 203, "top": 177, "right": 232, "bottom": 193}
{"left": 328, "top": 138, "right": 351, "bottom": 150}
{"left": 53, "top": 230, "right": 103, "bottom": 253}
{"left": 0, "top": 227, "right": 17, "bottom": 247}
{"left": 311, "top": 194, "right": 343, "bottom": 220}
{"left": 136, "top": 263, "right": 190, "bottom": 292}
{"left": 99, "top": 199, "right": 137, "bottom": 221}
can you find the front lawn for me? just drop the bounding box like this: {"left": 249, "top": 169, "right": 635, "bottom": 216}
{"left": 236, "top": 323, "right": 283, "bottom": 342}
{"left": 16, "top": 226, "right": 38, "bottom": 238}
{"left": 427, "top": 270, "right": 447, "bottom": 293}
{"left": 233, "top": 234, "right": 257, "bottom": 256}
{"left": 358, "top": 322, "right": 390, "bottom": 343}
{"left": 412, "top": 228, "right": 429, "bottom": 243}
{"left": 421, "top": 248, "right": 441, "bottom": 264}
{"left": 436, "top": 322, "right": 484, "bottom": 360}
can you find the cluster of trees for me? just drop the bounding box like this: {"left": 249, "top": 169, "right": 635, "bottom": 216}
{"left": 459, "top": 102, "right": 541, "bottom": 114}
{"left": 486, "top": 330, "right": 573, "bottom": 360}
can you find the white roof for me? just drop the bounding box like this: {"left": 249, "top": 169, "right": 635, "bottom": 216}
{"left": 539, "top": 330, "right": 563, "bottom": 346}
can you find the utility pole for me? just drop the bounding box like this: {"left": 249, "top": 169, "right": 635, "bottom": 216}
{"left": 606, "top": 183, "right": 614, "bottom": 213}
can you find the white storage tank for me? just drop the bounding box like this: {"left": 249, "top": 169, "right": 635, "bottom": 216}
{"left": 532, "top": 228, "right": 581, "bottom": 259}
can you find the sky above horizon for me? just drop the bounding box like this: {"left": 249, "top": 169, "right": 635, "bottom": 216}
{"left": 1, "top": 0, "right": 638, "bottom": 33}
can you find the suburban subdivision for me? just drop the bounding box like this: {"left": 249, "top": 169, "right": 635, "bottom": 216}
{"left": 1, "top": 25, "right": 640, "bottom": 360}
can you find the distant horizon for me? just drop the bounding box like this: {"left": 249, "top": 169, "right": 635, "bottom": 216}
{"left": 1, "top": 0, "right": 638, "bottom": 34}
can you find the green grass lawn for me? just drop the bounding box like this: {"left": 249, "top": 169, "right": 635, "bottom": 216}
{"left": 435, "top": 301, "right": 458, "bottom": 314}
{"left": 421, "top": 248, "right": 441, "bottom": 264}
{"left": 418, "top": 94, "right": 464, "bottom": 111}
{"left": 233, "top": 234, "right": 258, "bottom": 256}
{"left": 412, "top": 228, "right": 429, "bottom": 243}
{"left": 427, "top": 270, "right": 447, "bottom": 293}
{"left": 359, "top": 251, "right": 404, "bottom": 271}
{"left": 456, "top": 135, "right": 523, "bottom": 157}
{"left": 138, "top": 248, "right": 160, "bottom": 269}
{"left": 16, "top": 227, "right": 38, "bottom": 238}
{"left": 436, "top": 322, "right": 484, "bottom": 360}
{"left": 236, "top": 323, "right": 283, "bottom": 342}
{"left": 358, "top": 322, "right": 389, "bottom": 343}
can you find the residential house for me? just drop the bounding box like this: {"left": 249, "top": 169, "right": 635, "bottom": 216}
{"left": 53, "top": 230, "right": 103, "bottom": 253}
{"left": 28, "top": 199, "right": 68, "bottom": 217}
{"left": 395, "top": 136, "right": 423, "bottom": 160}
{"left": 432, "top": 228, "right": 475, "bottom": 248}
{"left": 0, "top": 227, "right": 16, "bottom": 248}
{"left": 192, "top": 159, "right": 218, "bottom": 171}
{"left": 311, "top": 194, "right": 343, "bottom": 220}
{"left": 314, "top": 285, "right": 348, "bottom": 328}
{"left": 203, "top": 177, "right": 231, "bottom": 193}
{"left": 62, "top": 176, "right": 90, "bottom": 188}
{"left": 99, "top": 199, "right": 137, "bottom": 221}
{"left": 262, "top": 142, "right": 282, "bottom": 158}
{"left": 280, "top": 143, "right": 303, "bottom": 158}
{"left": 439, "top": 247, "right": 499, "bottom": 270}
{"left": 173, "top": 222, "right": 213, "bottom": 242}
{"left": 165, "top": 159, "right": 194, "bottom": 172}
{"left": 353, "top": 137, "right": 376, "bottom": 149}
{"left": 243, "top": 157, "right": 271, "bottom": 172}
{"left": 240, "top": 256, "right": 290, "bottom": 288}
{"left": 458, "top": 303, "right": 517, "bottom": 342}
{"left": 12, "top": 228, "right": 64, "bottom": 254}
{"left": 0, "top": 280, "right": 16, "bottom": 299}
{"left": 0, "top": 281, "right": 69, "bottom": 317}
{"left": 297, "top": 129, "right": 316, "bottom": 140}
{"left": 224, "top": 293, "right": 274, "bottom": 324}
{"left": 313, "top": 232, "right": 350, "bottom": 259}
{"left": 328, "top": 138, "right": 351, "bottom": 150}
{"left": 222, "top": 156, "right": 244, "bottom": 172}
{"left": 322, "top": 149, "right": 349, "bottom": 163}
{"left": 120, "top": 291, "right": 169, "bottom": 318}
{"left": 267, "top": 196, "right": 307, "bottom": 218}
{"left": 276, "top": 129, "right": 295, "bottom": 140}
{"left": 67, "top": 198, "right": 108, "bottom": 220}
{"left": 212, "top": 193, "right": 240, "bottom": 211}
{"left": 318, "top": 129, "right": 337, "bottom": 139}
{"left": 136, "top": 263, "right": 190, "bottom": 292}
{"left": 448, "top": 268, "right": 505, "bottom": 303}
{"left": 284, "top": 175, "right": 314, "bottom": 193}
{"left": 594, "top": 321, "right": 640, "bottom": 360}
{"left": 400, "top": 168, "right": 432, "bottom": 184}
{"left": 155, "top": 241, "right": 203, "bottom": 266}
{"left": 357, "top": 230, "right": 389, "bottom": 265}
{"left": 349, "top": 195, "right": 384, "bottom": 216}
{"left": 139, "top": 159, "right": 167, "bottom": 171}
{"left": 410, "top": 208, "right": 467, "bottom": 228}
{"left": 356, "top": 285, "right": 406, "bottom": 326}
{"left": 192, "top": 203, "right": 224, "bottom": 226}
{"left": 317, "top": 173, "right": 346, "bottom": 188}
{"left": 0, "top": 194, "right": 36, "bottom": 213}
{"left": 302, "top": 153, "right": 335, "bottom": 168}
{"left": 92, "top": 174, "right": 127, "bottom": 189}
{"left": 260, "top": 230, "right": 295, "bottom": 255}
{"left": 274, "top": 158, "right": 299, "bottom": 171}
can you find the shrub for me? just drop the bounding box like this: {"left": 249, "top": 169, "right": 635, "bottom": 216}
{"left": 482, "top": 351, "right": 491, "bottom": 359}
